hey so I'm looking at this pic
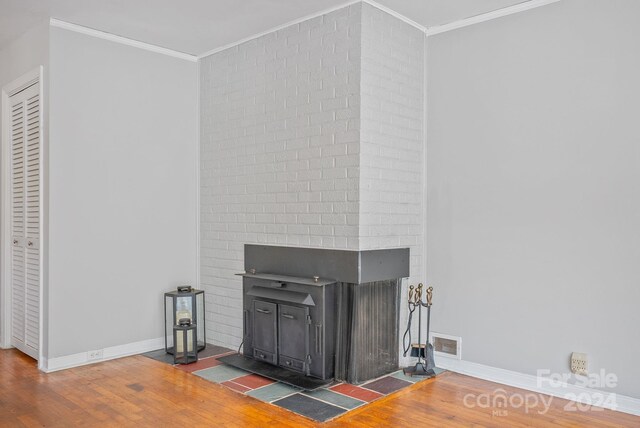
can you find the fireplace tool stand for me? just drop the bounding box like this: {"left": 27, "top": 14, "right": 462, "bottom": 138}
{"left": 402, "top": 283, "right": 436, "bottom": 378}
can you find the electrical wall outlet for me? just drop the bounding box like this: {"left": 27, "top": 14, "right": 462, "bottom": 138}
{"left": 571, "top": 352, "right": 588, "bottom": 375}
{"left": 87, "top": 349, "right": 103, "bottom": 361}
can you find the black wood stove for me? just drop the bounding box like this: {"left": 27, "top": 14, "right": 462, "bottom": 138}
{"left": 241, "top": 273, "right": 336, "bottom": 380}
{"left": 218, "top": 244, "right": 410, "bottom": 390}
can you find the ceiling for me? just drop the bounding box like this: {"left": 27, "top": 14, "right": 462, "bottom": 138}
{"left": 0, "top": 0, "right": 527, "bottom": 55}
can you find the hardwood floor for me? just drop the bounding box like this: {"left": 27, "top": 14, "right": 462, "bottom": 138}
{"left": 1, "top": 349, "right": 638, "bottom": 427}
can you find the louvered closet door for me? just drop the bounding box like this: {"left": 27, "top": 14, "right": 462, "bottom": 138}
{"left": 9, "top": 83, "right": 40, "bottom": 360}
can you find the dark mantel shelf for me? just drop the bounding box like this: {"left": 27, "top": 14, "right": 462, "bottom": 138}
{"left": 244, "top": 244, "right": 410, "bottom": 284}
{"left": 236, "top": 272, "right": 336, "bottom": 287}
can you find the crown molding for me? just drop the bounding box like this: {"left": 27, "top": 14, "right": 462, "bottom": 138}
{"left": 50, "top": 0, "right": 564, "bottom": 60}
{"left": 198, "top": 0, "right": 563, "bottom": 59}
{"left": 197, "top": 0, "right": 425, "bottom": 60}
{"left": 361, "top": 0, "right": 426, "bottom": 32}
{"left": 49, "top": 18, "right": 198, "bottom": 62}
{"left": 425, "top": 0, "right": 562, "bottom": 36}
{"left": 197, "top": 0, "right": 361, "bottom": 59}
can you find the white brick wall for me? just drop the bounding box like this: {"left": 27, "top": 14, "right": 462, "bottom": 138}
{"left": 359, "top": 3, "right": 425, "bottom": 365}
{"left": 200, "top": 3, "right": 425, "bottom": 352}
{"left": 359, "top": 1, "right": 424, "bottom": 262}
{"left": 200, "top": 4, "right": 362, "bottom": 348}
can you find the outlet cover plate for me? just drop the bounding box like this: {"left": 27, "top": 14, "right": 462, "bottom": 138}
{"left": 87, "top": 349, "right": 103, "bottom": 361}
{"left": 570, "top": 352, "right": 588, "bottom": 375}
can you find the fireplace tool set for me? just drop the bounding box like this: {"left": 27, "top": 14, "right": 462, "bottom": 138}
{"left": 402, "top": 283, "right": 436, "bottom": 377}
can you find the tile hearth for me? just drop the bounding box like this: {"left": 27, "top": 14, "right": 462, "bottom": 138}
{"left": 144, "top": 347, "right": 444, "bottom": 423}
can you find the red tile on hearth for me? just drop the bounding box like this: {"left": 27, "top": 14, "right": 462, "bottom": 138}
{"left": 175, "top": 357, "right": 222, "bottom": 373}
{"left": 231, "top": 373, "right": 275, "bottom": 389}
{"left": 222, "top": 380, "right": 252, "bottom": 393}
{"left": 330, "top": 383, "right": 383, "bottom": 402}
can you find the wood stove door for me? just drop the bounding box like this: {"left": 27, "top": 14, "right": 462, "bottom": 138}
{"left": 252, "top": 300, "right": 277, "bottom": 364}
{"left": 278, "top": 304, "right": 309, "bottom": 373}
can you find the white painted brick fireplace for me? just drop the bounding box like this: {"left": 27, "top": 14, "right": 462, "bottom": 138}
{"left": 200, "top": 2, "right": 424, "bottom": 354}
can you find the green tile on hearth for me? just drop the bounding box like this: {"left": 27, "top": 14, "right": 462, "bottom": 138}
{"left": 193, "top": 364, "right": 248, "bottom": 383}
{"left": 246, "top": 382, "right": 300, "bottom": 403}
{"left": 303, "top": 388, "right": 365, "bottom": 410}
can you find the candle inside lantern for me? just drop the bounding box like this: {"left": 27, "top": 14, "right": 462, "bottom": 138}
{"left": 175, "top": 318, "right": 194, "bottom": 353}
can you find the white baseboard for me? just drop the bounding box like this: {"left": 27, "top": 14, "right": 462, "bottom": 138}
{"left": 42, "top": 337, "right": 164, "bottom": 373}
{"left": 437, "top": 358, "right": 640, "bottom": 417}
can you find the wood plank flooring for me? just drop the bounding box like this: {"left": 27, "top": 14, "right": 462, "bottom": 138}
{"left": 1, "top": 349, "right": 638, "bottom": 427}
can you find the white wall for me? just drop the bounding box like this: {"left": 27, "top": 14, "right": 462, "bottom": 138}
{"left": 200, "top": 4, "right": 362, "bottom": 348}
{"left": 0, "top": 20, "right": 49, "bottom": 90}
{"left": 427, "top": 0, "right": 640, "bottom": 398}
{"left": 47, "top": 27, "right": 197, "bottom": 360}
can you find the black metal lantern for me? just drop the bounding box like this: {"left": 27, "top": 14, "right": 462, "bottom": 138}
{"left": 164, "top": 286, "right": 206, "bottom": 354}
{"left": 173, "top": 318, "right": 198, "bottom": 364}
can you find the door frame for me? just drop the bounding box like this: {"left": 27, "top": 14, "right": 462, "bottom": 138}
{"left": 1, "top": 66, "right": 44, "bottom": 366}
